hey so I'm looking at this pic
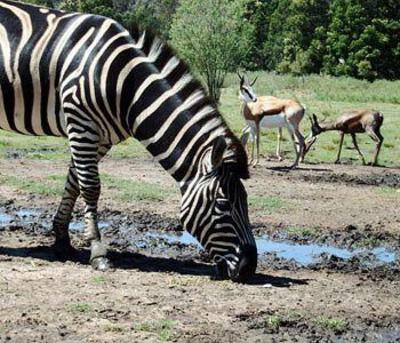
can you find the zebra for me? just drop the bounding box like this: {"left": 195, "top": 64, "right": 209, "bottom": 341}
{"left": 0, "top": 0, "right": 257, "bottom": 282}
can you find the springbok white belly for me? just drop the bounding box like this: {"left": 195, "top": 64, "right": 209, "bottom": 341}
{"left": 246, "top": 112, "right": 286, "bottom": 129}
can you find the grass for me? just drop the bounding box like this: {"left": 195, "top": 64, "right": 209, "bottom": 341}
{"left": 264, "top": 315, "right": 283, "bottom": 332}
{"left": 0, "top": 174, "right": 64, "bottom": 196}
{"left": 92, "top": 275, "right": 107, "bottom": 285}
{"left": 221, "top": 72, "right": 400, "bottom": 168}
{"left": 352, "top": 237, "right": 382, "bottom": 248}
{"left": 376, "top": 187, "right": 400, "bottom": 196}
{"left": 101, "top": 174, "right": 175, "bottom": 202}
{"left": 249, "top": 195, "right": 285, "bottom": 214}
{"left": 0, "top": 72, "right": 399, "bottom": 168}
{"left": 0, "top": 172, "right": 175, "bottom": 202}
{"left": 133, "top": 319, "right": 178, "bottom": 342}
{"left": 286, "top": 226, "right": 313, "bottom": 237}
{"left": 315, "top": 317, "right": 348, "bottom": 334}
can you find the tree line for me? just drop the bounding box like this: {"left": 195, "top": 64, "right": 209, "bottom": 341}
{"left": 22, "top": 0, "right": 400, "bottom": 101}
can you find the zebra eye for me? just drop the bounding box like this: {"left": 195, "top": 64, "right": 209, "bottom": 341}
{"left": 215, "top": 198, "right": 230, "bottom": 207}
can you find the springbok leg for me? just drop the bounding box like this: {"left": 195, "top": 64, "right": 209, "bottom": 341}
{"left": 351, "top": 133, "right": 366, "bottom": 165}
{"left": 335, "top": 132, "right": 345, "bottom": 164}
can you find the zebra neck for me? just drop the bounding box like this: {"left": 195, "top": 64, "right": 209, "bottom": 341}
{"left": 119, "top": 32, "right": 230, "bottom": 186}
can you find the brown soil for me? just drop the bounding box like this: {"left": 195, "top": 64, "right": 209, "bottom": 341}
{"left": 1, "top": 157, "right": 400, "bottom": 342}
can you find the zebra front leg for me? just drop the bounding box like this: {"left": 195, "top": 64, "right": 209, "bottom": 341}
{"left": 69, "top": 134, "right": 111, "bottom": 270}
{"left": 53, "top": 145, "right": 111, "bottom": 261}
{"left": 53, "top": 162, "right": 80, "bottom": 260}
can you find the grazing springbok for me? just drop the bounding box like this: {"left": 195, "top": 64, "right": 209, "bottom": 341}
{"left": 238, "top": 74, "right": 306, "bottom": 168}
{"left": 305, "top": 110, "right": 384, "bottom": 166}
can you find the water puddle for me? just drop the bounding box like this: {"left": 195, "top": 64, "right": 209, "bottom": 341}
{"left": 69, "top": 221, "right": 110, "bottom": 232}
{"left": 0, "top": 209, "right": 39, "bottom": 227}
{"left": 0, "top": 210, "right": 110, "bottom": 231}
{"left": 1, "top": 208, "right": 398, "bottom": 267}
{"left": 146, "top": 232, "right": 397, "bottom": 266}
{"left": 256, "top": 236, "right": 396, "bottom": 265}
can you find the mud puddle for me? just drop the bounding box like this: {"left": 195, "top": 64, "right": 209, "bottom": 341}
{"left": 298, "top": 170, "right": 400, "bottom": 188}
{"left": 1, "top": 207, "right": 399, "bottom": 278}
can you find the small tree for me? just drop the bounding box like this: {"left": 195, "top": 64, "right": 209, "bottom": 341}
{"left": 170, "top": 0, "right": 254, "bottom": 103}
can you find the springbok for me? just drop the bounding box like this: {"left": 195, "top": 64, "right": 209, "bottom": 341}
{"left": 238, "top": 74, "right": 306, "bottom": 168}
{"left": 305, "top": 110, "right": 384, "bottom": 166}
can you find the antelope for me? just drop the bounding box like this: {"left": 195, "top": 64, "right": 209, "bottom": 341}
{"left": 305, "top": 110, "right": 384, "bottom": 166}
{"left": 238, "top": 74, "right": 306, "bottom": 169}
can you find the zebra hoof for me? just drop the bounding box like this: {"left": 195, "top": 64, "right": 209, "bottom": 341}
{"left": 91, "top": 257, "right": 112, "bottom": 271}
{"left": 53, "top": 241, "right": 77, "bottom": 261}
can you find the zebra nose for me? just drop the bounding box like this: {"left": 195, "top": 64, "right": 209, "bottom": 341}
{"left": 230, "top": 244, "right": 258, "bottom": 283}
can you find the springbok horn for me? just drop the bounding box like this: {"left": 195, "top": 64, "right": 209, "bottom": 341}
{"left": 250, "top": 76, "right": 258, "bottom": 86}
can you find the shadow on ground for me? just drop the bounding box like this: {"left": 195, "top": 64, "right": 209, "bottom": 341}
{"left": 0, "top": 244, "right": 309, "bottom": 287}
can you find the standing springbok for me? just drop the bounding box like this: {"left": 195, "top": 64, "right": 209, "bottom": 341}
{"left": 305, "top": 110, "right": 384, "bottom": 166}
{"left": 238, "top": 74, "right": 306, "bottom": 168}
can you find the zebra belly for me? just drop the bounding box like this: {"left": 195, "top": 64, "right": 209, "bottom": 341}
{"left": 0, "top": 89, "right": 67, "bottom": 137}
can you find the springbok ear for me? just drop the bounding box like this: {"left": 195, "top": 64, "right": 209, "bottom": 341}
{"left": 250, "top": 76, "right": 258, "bottom": 86}
{"left": 211, "top": 137, "right": 227, "bottom": 169}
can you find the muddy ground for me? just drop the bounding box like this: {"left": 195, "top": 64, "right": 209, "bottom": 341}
{"left": 0, "top": 156, "right": 400, "bottom": 342}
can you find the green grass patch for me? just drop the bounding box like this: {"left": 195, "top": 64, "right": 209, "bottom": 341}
{"left": 264, "top": 315, "right": 283, "bottom": 332}
{"left": 315, "top": 317, "right": 348, "bottom": 334}
{"left": 92, "top": 275, "right": 107, "bottom": 285}
{"left": 376, "top": 187, "right": 400, "bottom": 196}
{"left": 249, "top": 195, "right": 285, "bottom": 214}
{"left": 133, "top": 319, "right": 178, "bottom": 342}
{"left": 352, "top": 237, "right": 382, "bottom": 248}
{"left": 286, "top": 226, "right": 313, "bottom": 237}
{"left": 0, "top": 174, "right": 64, "bottom": 196}
{"left": 102, "top": 174, "right": 175, "bottom": 202}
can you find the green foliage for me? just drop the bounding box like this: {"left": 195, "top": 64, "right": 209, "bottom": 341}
{"left": 323, "top": 0, "right": 400, "bottom": 80}
{"left": 263, "top": 0, "right": 330, "bottom": 74}
{"left": 20, "top": 0, "right": 55, "bottom": 7}
{"left": 20, "top": 0, "right": 400, "bottom": 81}
{"left": 123, "top": 0, "right": 177, "bottom": 40}
{"left": 170, "top": 0, "right": 254, "bottom": 103}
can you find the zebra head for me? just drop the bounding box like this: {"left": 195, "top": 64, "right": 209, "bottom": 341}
{"left": 180, "top": 136, "right": 257, "bottom": 282}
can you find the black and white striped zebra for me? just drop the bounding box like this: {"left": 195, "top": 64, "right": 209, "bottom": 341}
{"left": 0, "top": 0, "right": 257, "bottom": 282}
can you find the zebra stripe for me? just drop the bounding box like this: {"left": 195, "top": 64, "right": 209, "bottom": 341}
{"left": 0, "top": 0, "right": 257, "bottom": 281}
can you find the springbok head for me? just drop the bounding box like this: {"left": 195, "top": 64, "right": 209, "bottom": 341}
{"left": 304, "top": 113, "right": 322, "bottom": 155}
{"left": 237, "top": 72, "right": 258, "bottom": 103}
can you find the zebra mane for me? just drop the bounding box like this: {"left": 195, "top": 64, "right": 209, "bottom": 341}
{"left": 126, "top": 23, "right": 249, "bottom": 180}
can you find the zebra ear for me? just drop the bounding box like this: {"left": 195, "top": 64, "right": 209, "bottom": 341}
{"left": 211, "top": 137, "right": 227, "bottom": 169}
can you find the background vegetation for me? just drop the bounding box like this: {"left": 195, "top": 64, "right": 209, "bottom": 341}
{"left": 1, "top": 72, "right": 399, "bottom": 168}
{"left": 23, "top": 0, "right": 400, "bottom": 82}
{"left": 10, "top": 0, "right": 400, "bottom": 167}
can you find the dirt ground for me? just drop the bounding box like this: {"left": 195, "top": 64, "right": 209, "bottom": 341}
{"left": 1, "top": 156, "right": 400, "bottom": 342}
